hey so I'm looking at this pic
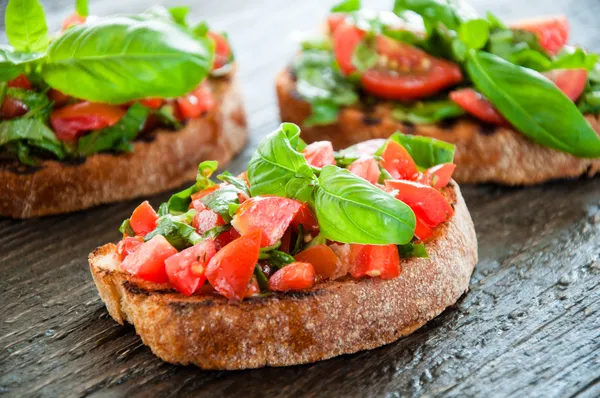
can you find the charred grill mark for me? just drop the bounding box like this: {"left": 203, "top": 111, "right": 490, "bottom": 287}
{"left": 123, "top": 281, "right": 174, "bottom": 296}
{"left": 61, "top": 156, "right": 87, "bottom": 166}
{"left": 362, "top": 115, "right": 382, "bottom": 126}
{"left": 401, "top": 122, "right": 416, "bottom": 134}
{"left": 479, "top": 123, "right": 499, "bottom": 136}
{"left": 438, "top": 118, "right": 459, "bottom": 130}
{"left": 0, "top": 160, "right": 43, "bottom": 174}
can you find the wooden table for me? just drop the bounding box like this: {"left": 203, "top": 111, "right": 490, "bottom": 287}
{"left": 1, "top": 0, "right": 599, "bottom": 396}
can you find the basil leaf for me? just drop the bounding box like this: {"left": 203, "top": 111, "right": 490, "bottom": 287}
{"left": 247, "top": 123, "right": 317, "bottom": 203}
{"left": 254, "top": 265, "right": 269, "bottom": 291}
{"left": 0, "top": 118, "right": 65, "bottom": 159}
{"left": 168, "top": 6, "right": 190, "bottom": 27}
{"left": 6, "top": 87, "right": 53, "bottom": 119}
{"left": 377, "top": 132, "right": 455, "bottom": 168}
{"left": 145, "top": 213, "right": 201, "bottom": 250}
{"left": 301, "top": 38, "right": 332, "bottom": 52}
{"left": 76, "top": 0, "right": 89, "bottom": 17}
{"left": 217, "top": 171, "right": 250, "bottom": 197}
{"left": 119, "top": 219, "right": 135, "bottom": 236}
{"left": 331, "top": 0, "right": 361, "bottom": 13}
{"left": 5, "top": 0, "right": 49, "bottom": 53}
{"left": 487, "top": 28, "right": 550, "bottom": 71}
{"left": 578, "top": 90, "right": 600, "bottom": 114}
{"left": 304, "top": 103, "right": 340, "bottom": 127}
{"left": 467, "top": 50, "right": 600, "bottom": 158}
{"left": 393, "top": 0, "right": 474, "bottom": 33}
{"left": 42, "top": 17, "right": 213, "bottom": 104}
{"left": 382, "top": 29, "right": 422, "bottom": 46}
{"left": 77, "top": 103, "right": 149, "bottom": 156}
{"left": 314, "top": 165, "right": 415, "bottom": 245}
{"left": 352, "top": 40, "right": 378, "bottom": 72}
{"left": 200, "top": 185, "right": 241, "bottom": 223}
{"left": 551, "top": 47, "right": 599, "bottom": 71}
{"left": 0, "top": 46, "right": 45, "bottom": 81}
{"left": 157, "top": 202, "right": 169, "bottom": 217}
{"left": 267, "top": 251, "right": 296, "bottom": 269}
{"left": 155, "top": 104, "right": 182, "bottom": 129}
{"left": 196, "top": 160, "right": 218, "bottom": 183}
{"left": 458, "top": 19, "right": 489, "bottom": 50}
{"left": 166, "top": 160, "right": 217, "bottom": 214}
{"left": 398, "top": 242, "right": 428, "bottom": 258}
{"left": 392, "top": 100, "right": 465, "bottom": 124}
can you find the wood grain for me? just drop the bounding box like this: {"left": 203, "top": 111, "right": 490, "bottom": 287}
{"left": 1, "top": 0, "right": 600, "bottom": 397}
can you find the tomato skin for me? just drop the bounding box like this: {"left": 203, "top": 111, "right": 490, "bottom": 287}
{"left": 333, "top": 23, "right": 365, "bottom": 75}
{"left": 327, "top": 14, "right": 347, "bottom": 34}
{"left": 385, "top": 180, "right": 454, "bottom": 228}
{"left": 245, "top": 275, "right": 261, "bottom": 298}
{"left": 516, "top": 16, "right": 568, "bottom": 55}
{"left": 414, "top": 217, "right": 434, "bottom": 241}
{"left": 542, "top": 68, "right": 587, "bottom": 101}
{"left": 295, "top": 245, "right": 341, "bottom": 280}
{"left": 303, "top": 141, "right": 336, "bottom": 168}
{"left": 449, "top": 88, "right": 506, "bottom": 126}
{"left": 381, "top": 139, "right": 419, "bottom": 180}
{"left": 328, "top": 243, "right": 350, "bottom": 279}
{"left": 177, "top": 81, "right": 214, "bottom": 120}
{"left": 348, "top": 244, "right": 400, "bottom": 279}
{"left": 190, "top": 184, "right": 220, "bottom": 202}
{"left": 8, "top": 74, "right": 32, "bottom": 90}
{"left": 232, "top": 196, "right": 303, "bottom": 247}
{"left": 116, "top": 236, "right": 144, "bottom": 261}
{"left": 206, "top": 230, "right": 262, "bottom": 300}
{"left": 290, "top": 203, "right": 319, "bottom": 234}
{"left": 208, "top": 32, "right": 231, "bottom": 70}
{"left": 417, "top": 163, "right": 456, "bottom": 189}
{"left": 0, "top": 96, "right": 28, "bottom": 119}
{"left": 191, "top": 201, "right": 225, "bottom": 235}
{"left": 61, "top": 12, "right": 86, "bottom": 31}
{"left": 348, "top": 156, "right": 381, "bottom": 184}
{"left": 214, "top": 227, "right": 241, "bottom": 250}
{"left": 138, "top": 98, "right": 163, "bottom": 109}
{"left": 165, "top": 239, "right": 216, "bottom": 296}
{"left": 121, "top": 235, "right": 178, "bottom": 283}
{"left": 268, "top": 262, "right": 316, "bottom": 292}
{"left": 50, "top": 101, "right": 126, "bottom": 141}
{"left": 129, "top": 201, "right": 159, "bottom": 236}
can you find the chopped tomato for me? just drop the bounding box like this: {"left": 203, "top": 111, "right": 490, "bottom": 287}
{"left": 333, "top": 23, "right": 366, "bottom": 75}
{"left": 295, "top": 245, "right": 342, "bottom": 280}
{"left": 381, "top": 139, "right": 418, "bottom": 180}
{"left": 205, "top": 230, "right": 262, "bottom": 300}
{"left": 328, "top": 243, "right": 350, "bottom": 279}
{"left": 208, "top": 32, "right": 232, "bottom": 70}
{"left": 0, "top": 96, "right": 27, "bottom": 119}
{"left": 7, "top": 74, "right": 32, "bottom": 90}
{"left": 515, "top": 16, "right": 568, "bottom": 55}
{"left": 48, "top": 89, "right": 72, "bottom": 107}
{"left": 348, "top": 244, "right": 400, "bottom": 279}
{"left": 245, "top": 275, "right": 261, "bottom": 298}
{"left": 385, "top": 180, "right": 454, "bottom": 227}
{"left": 449, "top": 88, "right": 507, "bottom": 126}
{"left": 190, "top": 184, "right": 221, "bottom": 202}
{"left": 417, "top": 163, "right": 456, "bottom": 189}
{"left": 165, "top": 239, "right": 216, "bottom": 296}
{"left": 191, "top": 202, "right": 225, "bottom": 235}
{"left": 214, "top": 227, "right": 241, "bottom": 250}
{"left": 121, "top": 235, "right": 178, "bottom": 283}
{"left": 176, "top": 81, "right": 215, "bottom": 120}
{"left": 129, "top": 201, "right": 159, "bottom": 236}
{"left": 303, "top": 141, "right": 336, "bottom": 168}
{"left": 414, "top": 217, "right": 434, "bottom": 241}
{"left": 232, "top": 196, "right": 303, "bottom": 247}
{"left": 348, "top": 139, "right": 386, "bottom": 157}
{"left": 138, "top": 98, "right": 163, "bottom": 109}
{"left": 348, "top": 156, "right": 381, "bottom": 184}
{"left": 61, "top": 12, "right": 86, "bottom": 31}
{"left": 50, "top": 101, "right": 126, "bottom": 141}
{"left": 268, "top": 262, "right": 316, "bottom": 292}
{"left": 116, "top": 236, "right": 144, "bottom": 261}
{"left": 542, "top": 68, "right": 587, "bottom": 101}
{"left": 290, "top": 203, "right": 319, "bottom": 234}
{"left": 360, "top": 35, "right": 463, "bottom": 100}
{"left": 327, "top": 14, "right": 347, "bottom": 34}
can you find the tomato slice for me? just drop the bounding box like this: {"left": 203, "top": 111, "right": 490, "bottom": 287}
{"left": 380, "top": 139, "right": 418, "bottom": 180}
{"left": 515, "top": 16, "right": 568, "bottom": 55}
{"left": 303, "top": 141, "right": 336, "bottom": 168}
{"left": 417, "top": 163, "right": 456, "bottom": 189}
{"left": 414, "top": 217, "right": 434, "bottom": 241}
{"left": 232, "top": 196, "right": 303, "bottom": 247}
{"left": 245, "top": 275, "right": 261, "bottom": 298}
{"left": 50, "top": 101, "right": 126, "bottom": 141}
{"left": 191, "top": 201, "right": 226, "bottom": 235}
{"left": 449, "top": 88, "right": 507, "bottom": 126}
{"left": 165, "top": 239, "right": 216, "bottom": 296}
{"left": 295, "top": 245, "right": 342, "bottom": 280}
{"left": 333, "top": 23, "right": 366, "bottom": 75}
{"left": 129, "top": 201, "right": 159, "bottom": 236}
{"left": 61, "top": 12, "right": 86, "bottom": 31}
{"left": 116, "top": 236, "right": 144, "bottom": 261}
{"left": 205, "top": 230, "right": 262, "bottom": 300}
{"left": 348, "top": 244, "right": 400, "bottom": 279}
{"left": 268, "top": 262, "right": 316, "bottom": 292}
{"left": 542, "top": 68, "right": 587, "bottom": 101}
{"left": 327, "top": 14, "right": 347, "bottom": 34}
{"left": 208, "top": 32, "right": 232, "bottom": 70}
{"left": 8, "top": 74, "right": 32, "bottom": 90}
{"left": 347, "top": 156, "right": 381, "bottom": 184}
{"left": 290, "top": 203, "right": 319, "bottom": 234}
{"left": 385, "top": 180, "right": 454, "bottom": 227}
{"left": 328, "top": 243, "right": 350, "bottom": 279}
{"left": 176, "top": 81, "right": 215, "bottom": 120}
{"left": 0, "top": 96, "right": 27, "bottom": 119}
{"left": 121, "top": 235, "right": 178, "bottom": 283}
{"left": 214, "top": 227, "right": 241, "bottom": 251}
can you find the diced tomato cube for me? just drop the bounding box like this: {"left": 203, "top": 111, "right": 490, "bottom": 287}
{"left": 348, "top": 244, "right": 400, "bottom": 279}
{"left": 450, "top": 88, "right": 507, "bottom": 126}
{"left": 542, "top": 68, "right": 587, "bottom": 101}
{"left": 245, "top": 275, "right": 261, "bottom": 298}
{"left": 232, "top": 196, "right": 303, "bottom": 247}
{"left": 417, "top": 163, "right": 456, "bottom": 189}
{"left": 214, "top": 228, "right": 241, "bottom": 251}
{"left": 116, "top": 236, "right": 144, "bottom": 261}
{"left": 268, "top": 262, "right": 316, "bottom": 292}
{"left": 129, "top": 201, "right": 159, "bottom": 236}
{"left": 164, "top": 239, "right": 216, "bottom": 296}
{"left": 414, "top": 217, "right": 434, "bottom": 242}
{"left": 7, "top": 74, "right": 32, "bottom": 90}
{"left": 385, "top": 180, "right": 454, "bottom": 228}
{"left": 193, "top": 207, "right": 225, "bottom": 235}
{"left": 121, "top": 235, "right": 178, "bottom": 283}
{"left": 515, "top": 16, "right": 568, "bottom": 55}
{"left": 303, "top": 141, "right": 336, "bottom": 168}
{"left": 327, "top": 14, "right": 347, "bottom": 34}
{"left": 380, "top": 140, "right": 419, "bottom": 180}
{"left": 205, "top": 230, "right": 262, "bottom": 300}
{"left": 295, "top": 245, "right": 342, "bottom": 280}
{"left": 0, "top": 96, "right": 27, "bottom": 119}
{"left": 208, "top": 31, "right": 232, "bottom": 70}
{"left": 290, "top": 203, "right": 320, "bottom": 234}
{"left": 190, "top": 184, "right": 220, "bottom": 202}
{"left": 328, "top": 243, "right": 350, "bottom": 279}
{"left": 176, "top": 81, "right": 215, "bottom": 120}
{"left": 50, "top": 101, "right": 126, "bottom": 141}
{"left": 347, "top": 156, "right": 381, "bottom": 184}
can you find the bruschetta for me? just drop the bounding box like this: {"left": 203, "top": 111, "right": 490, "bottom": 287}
{"left": 0, "top": 0, "right": 247, "bottom": 218}
{"left": 89, "top": 123, "right": 478, "bottom": 369}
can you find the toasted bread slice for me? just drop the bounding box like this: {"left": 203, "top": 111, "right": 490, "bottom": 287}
{"left": 89, "top": 182, "right": 477, "bottom": 370}
{"left": 1, "top": 70, "right": 247, "bottom": 218}
{"left": 276, "top": 69, "right": 600, "bottom": 185}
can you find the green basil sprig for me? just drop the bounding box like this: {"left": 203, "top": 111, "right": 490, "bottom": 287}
{"left": 200, "top": 185, "right": 242, "bottom": 223}
{"left": 0, "top": 118, "right": 65, "bottom": 163}
{"left": 467, "top": 50, "right": 600, "bottom": 158}
{"left": 0, "top": 47, "right": 45, "bottom": 82}
{"left": 144, "top": 210, "right": 201, "bottom": 250}
{"left": 5, "top": 0, "right": 49, "bottom": 53}
{"left": 331, "top": 0, "right": 361, "bottom": 13}
{"left": 376, "top": 132, "right": 455, "bottom": 169}
{"left": 76, "top": 0, "right": 89, "bottom": 17}
{"left": 167, "top": 160, "right": 218, "bottom": 214}
{"left": 392, "top": 99, "right": 465, "bottom": 124}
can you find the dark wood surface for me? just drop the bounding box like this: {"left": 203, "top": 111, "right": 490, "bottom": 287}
{"left": 1, "top": 0, "right": 600, "bottom": 397}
